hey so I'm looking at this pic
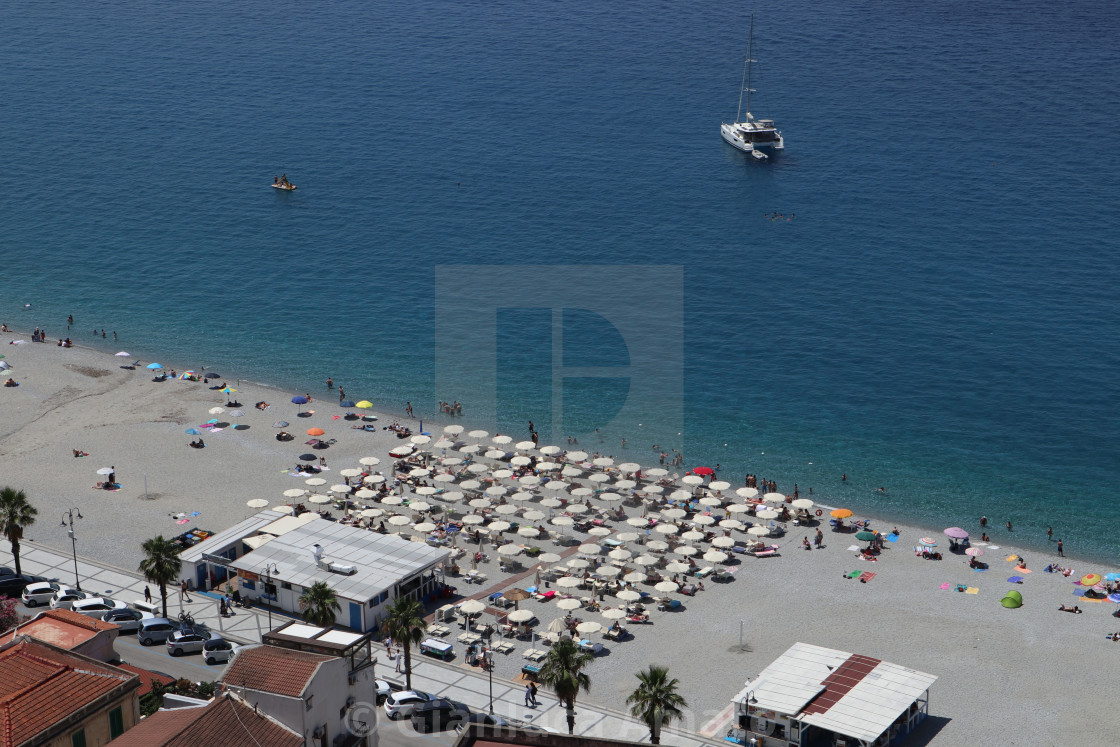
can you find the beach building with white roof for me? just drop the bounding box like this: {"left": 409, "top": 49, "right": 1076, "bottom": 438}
{"left": 180, "top": 510, "right": 450, "bottom": 632}
{"left": 729, "top": 642, "right": 936, "bottom": 747}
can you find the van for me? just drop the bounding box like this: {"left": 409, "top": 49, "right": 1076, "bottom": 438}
{"left": 138, "top": 618, "right": 177, "bottom": 646}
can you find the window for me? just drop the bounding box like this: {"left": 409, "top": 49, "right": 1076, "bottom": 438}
{"left": 71, "top": 730, "right": 87, "bottom": 747}
{"left": 109, "top": 706, "right": 125, "bottom": 738}
{"left": 281, "top": 581, "right": 293, "bottom": 591}
{"left": 305, "top": 695, "right": 314, "bottom": 711}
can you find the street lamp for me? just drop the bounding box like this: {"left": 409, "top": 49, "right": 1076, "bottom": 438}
{"left": 60, "top": 508, "right": 83, "bottom": 591}
{"left": 262, "top": 562, "right": 280, "bottom": 631}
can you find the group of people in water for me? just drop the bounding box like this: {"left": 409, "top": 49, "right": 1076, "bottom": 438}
{"left": 273, "top": 174, "right": 295, "bottom": 189}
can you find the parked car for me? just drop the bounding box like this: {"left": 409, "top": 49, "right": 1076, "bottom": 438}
{"left": 202, "top": 638, "right": 237, "bottom": 665}
{"left": 166, "top": 628, "right": 214, "bottom": 656}
{"left": 0, "top": 574, "right": 35, "bottom": 599}
{"left": 411, "top": 698, "right": 470, "bottom": 732}
{"left": 456, "top": 713, "right": 549, "bottom": 734}
{"left": 21, "top": 581, "right": 63, "bottom": 607}
{"left": 384, "top": 690, "right": 435, "bottom": 720}
{"left": 101, "top": 608, "right": 153, "bottom": 632}
{"left": 138, "top": 618, "right": 178, "bottom": 646}
{"left": 375, "top": 679, "right": 403, "bottom": 705}
{"left": 49, "top": 588, "right": 91, "bottom": 610}
{"left": 71, "top": 598, "right": 129, "bottom": 618}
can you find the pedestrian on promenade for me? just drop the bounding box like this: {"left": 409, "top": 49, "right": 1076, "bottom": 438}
{"left": 525, "top": 684, "right": 534, "bottom": 706}
{"left": 530, "top": 682, "right": 539, "bottom": 705}
{"left": 395, "top": 647, "right": 403, "bottom": 673}
{"left": 144, "top": 585, "right": 152, "bottom": 603}
{"left": 180, "top": 579, "right": 192, "bottom": 603}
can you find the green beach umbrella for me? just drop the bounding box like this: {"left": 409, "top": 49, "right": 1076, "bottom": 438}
{"left": 855, "top": 530, "right": 877, "bottom": 542}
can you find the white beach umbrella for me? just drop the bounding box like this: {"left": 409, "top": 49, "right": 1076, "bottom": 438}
{"left": 540, "top": 445, "right": 561, "bottom": 455}
{"left": 589, "top": 473, "right": 610, "bottom": 483}
{"left": 510, "top": 491, "right": 535, "bottom": 502}
{"left": 698, "top": 496, "right": 722, "bottom": 507}
{"left": 681, "top": 530, "right": 706, "bottom": 542}
{"left": 492, "top": 468, "right": 513, "bottom": 479}
{"left": 361, "top": 508, "right": 384, "bottom": 518}
{"left": 443, "top": 425, "right": 464, "bottom": 435}
{"left": 515, "top": 440, "right": 536, "bottom": 450}
{"left": 469, "top": 498, "right": 492, "bottom": 509}
{"left": 355, "top": 489, "right": 378, "bottom": 499}
{"left": 411, "top": 501, "right": 432, "bottom": 512}
{"left": 763, "top": 493, "right": 787, "bottom": 504}
{"left": 756, "top": 509, "right": 779, "bottom": 520}
{"left": 440, "top": 491, "right": 464, "bottom": 503}
{"left": 381, "top": 496, "right": 403, "bottom": 506}
{"left": 461, "top": 514, "right": 485, "bottom": 525}
{"left": 692, "top": 515, "right": 716, "bottom": 526}
{"left": 792, "top": 498, "right": 815, "bottom": 509}
{"left": 459, "top": 479, "right": 482, "bottom": 490}
{"left": 414, "top": 522, "right": 437, "bottom": 533}
{"left": 567, "top": 450, "right": 589, "bottom": 461}
{"left": 537, "top": 462, "right": 561, "bottom": 472}
{"left": 616, "top": 532, "right": 640, "bottom": 543}
{"left": 681, "top": 475, "right": 703, "bottom": 486}
{"left": 339, "top": 468, "right": 362, "bottom": 478}
{"left": 247, "top": 499, "right": 269, "bottom": 509}
{"left": 673, "top": 545, "right": 698, "bottom": 557}
{"left": 670, "top": 490, "right": 693, "bottom": 501}
{"left": 617, "top": 462, "right": 641, "bottom": 474}
{"left": 283, "top": 488, "right": 307, "bottom": 498}
{"left": 593, "top": 457, "right": 614, "bottom": 467}
{"left": 359, "top": 456, "right": 381, "bottom": 466}
{"left": 608, "top": 548, "right": 633, "bottom": 562}
{"left": 497, "top": 543, "right": 521, "bottom": 555}
{"left": 617, "top": 589, "right": 642, "bottom": 601}
{"left": 489, "top": 521, "right": 513, "bottom": 533}
{"left": 411, "top": 435, "right": 431, "bottom": 445}
{"left": 710, "top": 480, "right": 731, "bottom": 491}
{"left": 539, "top": 497, "right": 562, "bottom": 508}
{"left": 561, "top": 465, "right": 583, "bottom": 478}
{"left": 661, "top": 508, "right": 686, "bottom": 520}
{"left": 543, "top": 480, "right": 569, "bottom": 491}
{"left": 556, "top": 597, "right": 582, "bottom": 609}
{"left": 441, "top": 456, "right": 463, "bottom": 466}
{"left": 434, "top": 438, "right": 457, "bottom": 449}
{"left": 570, "top": 487, "right": 593, "bottom": 497}
{"left": 364, "top": 474, "right": 385, "bottom": 484}
{"left": 712, "top": 536, "right": 736, "bottom": 548}
{"left": 460, "top": 599, "right": 486, "bottom": 615}
{"left": 538, "top": 552, "right": 562, "bottom": 563}
{"left": 516, "top": 474, "right": 538, "bottom": 484}
{"left": 274, "top": 505, "right": 295, "bottom": 515}
{"left": 523, "top": 510, "right": 545, "bottom": 521}
{"left": 485, "top": 486, "right": 508, "bottom": 498}
{"left": 495, "top": 504, "right": 518, "bottom": 515}
{"left": 654, "top": 581, "right": 678, "bottom": 593}
{"left": 577, "top": 543, "right": 601, "bottom": 555}
{"left": 587, "top": 526, "right": 612, "bottom": 537}
{"left": 726, "top": 503, "right": 750, "bottom": 514}
{"left": 330, "top": 484, "right": 351, "bottom": 493}
{"left": 748, "top": 525, "right": 770, "bottom": 536}
{"left": 434, "top": 473, "right": 456, "bottom": 483}
{"left": 492, "top": 435, "right": 513, "bottom": 445}
{"left": 643, "top": 485, "right": 664, "bottom": 494}
{"left": 646, "top": 540, "right": 669, "bottom": 552}
{"left": 594, "top": 565, "right": 622, "bottom": 577}
{"left": 646, "top": 468, "right": 668, "bottom": 477}
{"left": 459, "top": 444, "right": 480, "bottom": 454}
{"left": 468, "top": 430, "right": 489, "bottom": 439}
{"left": 626, "top": 517, "right": 649, "bottom": 528}
{"left": 704, "top": 550, "right": 729, "bottom": 563}
{"left": 518, "top": 526, "right": 540, "bottom": 538}
{"left": 556, "top": 577, "right": 582, "bottom": 589}
{"left": 597, "top": 492, "right": 623, "bottom": 504}
{"left": 601, "top": 608, "right": 627, "bottom": 620}
{"left": 511, "top": 456, "right": 532, "bottom": 467}
{"left": 719, "top": 519, "right": 744, "bottom": 530}
{"left": 387, "top": 515, "right": 411, "bottom": 527}
{"left": 508, "top": 609, "right": 535, "bottom": 623}
{"left": 664, "top": 561, "right": 690, "bottom": 574}
{"left": 567, "top": 558, "right": 591, "bottom": 570}
{"left": 308, "top": 494, "right": 331, "bottom": 504}
{"left": 623, "top": 572, "right": 647, "bottom": 584}
{"left": 551, "top": 516, "right": 574, "bottom": 527}
{"left": 304, "top": 478, "right": 326, "bottom": 487}
{"left": 565, "top": 504, "right": 587, "bottom": 514}
{"left": 208, "top": 407, "right": 225, "bottom": 415}
{"left": 736, "top": 487, "right": 759, "bottom": 499}
{"left": 614, "top": 479, "right": 637, "bottom": 489}
{"left": 485, "top": 449, "right": 507, "bottom": 459}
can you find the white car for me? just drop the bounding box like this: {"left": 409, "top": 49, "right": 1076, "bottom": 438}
{"left": 21, "top": 581, "right": 63, "bottom": 607}
{"left": 71, "top": 598, "right": 129, "bottom": 618}
{"left": 203, "top": 638, "right": 238, "bottom": 665}
{"left": 384, "top": 690, "right": 435, "bottom": 720}
{"left": 50, "top": 588, "right": 91, "bottom": 610}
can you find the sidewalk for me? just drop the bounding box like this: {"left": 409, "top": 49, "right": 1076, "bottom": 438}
{"left": 0, "top": 541, "right": 270, "bottom": 645}
{"left": 381, "top": 655, "right": 723, "bottom": 747}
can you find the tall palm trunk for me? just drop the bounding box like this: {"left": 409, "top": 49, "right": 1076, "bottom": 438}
{"left": 565, "top": 698, "right": 576, "bottom": 734}
{"left": 403, "top": 645, "right": 414, "bottom": 690}
{"left": 9, "top": 535, "right": 21, "bottom": 576}
{"left": 159, "top": 583, "right": 168, "bottom": 618}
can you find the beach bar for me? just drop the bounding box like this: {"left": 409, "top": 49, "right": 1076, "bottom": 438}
{"left": 729, "top": 642, "right": 936, "bottom": 747}
{"left": 181, "top": 510, "right": 450, "bottom": 632}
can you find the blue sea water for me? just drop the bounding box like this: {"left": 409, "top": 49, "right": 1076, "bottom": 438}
{"left": 2, "top": 1, "right": 1119, "bottom": 559}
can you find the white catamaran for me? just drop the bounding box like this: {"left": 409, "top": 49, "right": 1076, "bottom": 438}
{"left": 720, "top": 15, "right": 784, "bottom": 160}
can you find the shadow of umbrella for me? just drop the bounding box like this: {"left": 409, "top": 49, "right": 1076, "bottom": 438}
{"left": 299, "top": 454, "right": 317, "bottom": 462}
{"left": 232, "top": 424, "right": 250, "bottom": 430}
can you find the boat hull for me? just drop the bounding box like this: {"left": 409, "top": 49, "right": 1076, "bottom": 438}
{"left": 271, "top": 184, "right": 297, "bottom": 191}
{"left": 720, "top": 123, "right": 784, "bottom": 155}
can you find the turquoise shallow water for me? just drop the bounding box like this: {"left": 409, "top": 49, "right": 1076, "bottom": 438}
{"left": 2, "top": 1, "right": 1119, "bottom": 560}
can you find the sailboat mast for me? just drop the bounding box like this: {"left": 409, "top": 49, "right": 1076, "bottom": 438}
{"left": 735, "top": 53, "right": 748, "bottom": 122}
{"left": 745, "top": 14, "right": 755, "bottom": 116}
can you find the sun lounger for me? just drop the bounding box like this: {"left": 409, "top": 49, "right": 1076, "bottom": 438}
{"left": 750, "top": 547, "right": 778, "bottom": 558}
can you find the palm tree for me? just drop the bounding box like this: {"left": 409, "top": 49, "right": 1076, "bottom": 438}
{"left": 138, "top": 536, "right": 181, "bottom": 618}
{"left": 383, "top": 596, "right": 427, "bottom": 690}
{"left": 538, "top": 637, "right": 593, "bottom": 735}
{"left": 299, "top": 582, "right": 340, "bottom": 626}
{"left": 627, "top": 665, "right": 688, "bottom": 744}
{"left": 0, "top": 487, "right": 37, "bottom": 577}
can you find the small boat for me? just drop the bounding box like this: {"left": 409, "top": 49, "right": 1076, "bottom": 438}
{"left": 721, "top": 15, "right": 784, "bottom": 158}
{"left": 272, "top": 182, "right": 297, "bottom": 191}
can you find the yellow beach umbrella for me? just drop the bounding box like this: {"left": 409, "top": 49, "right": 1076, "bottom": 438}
{"left": 830, "top": 508, "right": 853, "bottom": 519}
{"left": 355, "top": 400, "right": 373, "bottom": 409}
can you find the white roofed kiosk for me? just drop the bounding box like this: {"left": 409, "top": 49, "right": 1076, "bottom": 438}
{"left": 728, "top": 642, "right": 936, "bottom": 747}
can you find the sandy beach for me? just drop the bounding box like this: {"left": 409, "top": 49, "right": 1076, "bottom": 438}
{"left": 1, "top": 332, "right": 1118, "bottom": 745}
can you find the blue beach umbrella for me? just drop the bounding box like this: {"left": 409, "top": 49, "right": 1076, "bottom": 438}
{"left": 1105, "top": 573, "right": 1120, "bottom": 583}
{"left": 340, "top": 400, "right": 355, "bottom": 408}
{"left": 146, "top": 363, "right": 163, "bottom": 370}
{"left": 292, "top": 395, "right": 308, "bottom": 414}
{"left": 185, "top": 428, "right": 202, "bottom": 435}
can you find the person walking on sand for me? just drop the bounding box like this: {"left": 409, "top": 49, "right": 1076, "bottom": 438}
{"left": 1057, "top": 539, "right": 1064, "bottom": 557}
{"left": 814, "top": 528, "right": 823, "bottom": 548}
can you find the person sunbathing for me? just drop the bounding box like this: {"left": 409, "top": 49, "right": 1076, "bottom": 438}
{"left": 72, "top": 449, "right": 89, "bottom": 457}
{"left": 1058, "top": 604, "right": 1083, "bottom": 613}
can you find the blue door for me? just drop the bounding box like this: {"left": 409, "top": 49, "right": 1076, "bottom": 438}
{"left": 349, "top": 602, "right": 362, "bottom": 630}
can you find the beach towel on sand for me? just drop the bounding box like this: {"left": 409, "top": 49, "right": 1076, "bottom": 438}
{"left": 940, "top": 583, "right": 951, "bottom": 590}
{"left": 1015, "top": 566, "right": 1031, "bottom": 573}
{"left": 1005, "top": 555, "right": 1019, "bottom": 562}
{"left": 1008, "top": 576, "right": 1024, "bottom": 584}
{"left": 845, "top": 570, "right": 861, "bottom": 579}
{"left": 964, "top": 587, "right": 979, "bottom": 594}
{"left": 858, "top": 572, "right": 876, "bottom": 583}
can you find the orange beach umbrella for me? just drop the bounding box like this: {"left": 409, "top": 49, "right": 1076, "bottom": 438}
{"left": 306, "top": 428, "right": 325, "bottom": 436}
{"left": 830, "top": 508, "right": 853, "bottom": 519}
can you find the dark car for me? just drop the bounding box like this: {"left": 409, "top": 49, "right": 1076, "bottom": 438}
{"left": 411, "top": 698, "right": 470, "bottom": 732}
{"left": 0, "top": 574, "right": 34, "bottom": 599}
{"left": 456, "top": 713, "right": 548, "bottom": 734}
